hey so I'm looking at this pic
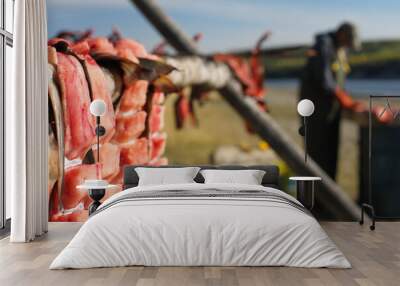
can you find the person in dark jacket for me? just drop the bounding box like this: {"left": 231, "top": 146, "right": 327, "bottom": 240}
{"left": 299, "top": 22, "right": 362, "bottom": 179}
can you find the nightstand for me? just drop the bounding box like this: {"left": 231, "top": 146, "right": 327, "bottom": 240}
{"left": 289, "top": 177, "right": 321, "bottom": 210}
{"left": 77, "top": 181, "right": 117, "bottom": 215}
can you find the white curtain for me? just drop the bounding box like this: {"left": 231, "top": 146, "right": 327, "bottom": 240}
{"left": 9, "top": 0, "right": 48, "bottom": 242}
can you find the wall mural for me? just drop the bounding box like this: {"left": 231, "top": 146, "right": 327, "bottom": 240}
{"left": 46, "top": 0, "right": 400, "bottom": 224}
{"left": 47, "top": 28, "right": 269, "bottom": 222}
{"left": 48, "top": 30, "right": 175, "bottom": 221}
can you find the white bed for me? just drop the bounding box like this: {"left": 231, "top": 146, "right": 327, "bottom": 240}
{"left": 50, "top": 182, "right": 350, "bottom": 269}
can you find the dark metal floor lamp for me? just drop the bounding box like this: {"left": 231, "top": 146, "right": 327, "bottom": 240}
{"left": 360, "top": 95, "right": 400, "bottom": 230}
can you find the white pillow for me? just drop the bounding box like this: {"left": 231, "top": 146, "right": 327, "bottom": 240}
{"left": 200, "top": 169, "right": 266, "bottom": 185}
{"left": 135, "top": 167, "right": 200, "bottom": 186}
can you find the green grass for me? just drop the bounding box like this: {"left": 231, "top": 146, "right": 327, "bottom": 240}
{"left": 164, "top": 93, "right": 261, "bottom": 165}
{"left": 263, "top": 39, "right": 400, "bottom": 76}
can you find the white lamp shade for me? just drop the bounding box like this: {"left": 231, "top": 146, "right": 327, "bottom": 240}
{"left": 90, "top": 99, "right": 107, "bottom": 117}
{"left": 297, "top": 99, "right": 315, "bottom": 117}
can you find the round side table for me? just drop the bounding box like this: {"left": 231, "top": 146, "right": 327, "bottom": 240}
{"left": 77, "top": 184, "right": 117, "bottom": 215}
{"left": 289, "top": 177, "right": 321, "bottom": 210}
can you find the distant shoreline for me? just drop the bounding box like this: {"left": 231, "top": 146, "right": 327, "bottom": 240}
{"left": 266, "top": 62, "right": 400, "bottom": 80}
{"left": 263, "top": 39, "right": 400, "bottom": 80}
{"left": 265, "top": 78, "right": 400, "bottom": 97}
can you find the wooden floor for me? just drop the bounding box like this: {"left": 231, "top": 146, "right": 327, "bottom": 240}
{"left": 0, "top": 222, "right": 399, "bottom": 286}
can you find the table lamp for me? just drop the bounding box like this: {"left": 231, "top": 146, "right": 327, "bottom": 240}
{"left": 297, "top": 99, "right": 315, "bottom": 163}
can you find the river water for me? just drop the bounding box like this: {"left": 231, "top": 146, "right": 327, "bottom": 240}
{"left": 266, "top": 78, "right": 400, "bottom": 98}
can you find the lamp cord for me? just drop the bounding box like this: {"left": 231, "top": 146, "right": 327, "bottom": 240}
{"left": 97, "top": 116, "right": 100, "bottom": 168}
{"left": 97, "top": 130, "right": 100, "bottom": 163}
{"left": 304, "top": 116, "right": 307, "bottom": 164}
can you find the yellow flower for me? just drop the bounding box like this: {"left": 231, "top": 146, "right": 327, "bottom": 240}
{"left": 258, "top": 140, "right": 269, "bottom": 151}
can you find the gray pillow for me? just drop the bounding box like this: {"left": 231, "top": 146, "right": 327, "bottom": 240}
{"left": 135, "top": 167, "right": 201, "bottom": 186}
{"left": 200, "top": 169, "right": 266, "bottom": 185}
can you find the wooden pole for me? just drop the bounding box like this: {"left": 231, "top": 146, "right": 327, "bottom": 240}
{"left": 131, "top": 0, "right": 360, "bottom": 219}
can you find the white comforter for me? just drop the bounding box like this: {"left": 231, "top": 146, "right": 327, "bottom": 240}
{"left": 50, "top": 183, "right": 351, "bottom": 269}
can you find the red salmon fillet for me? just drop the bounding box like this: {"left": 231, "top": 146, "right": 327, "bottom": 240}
{"left": 119, "top": 138, "right": 149, "bottom": 166}
{"left": 49, "top": 33, "right": 171, "bottom": 222}
{"left": 112, "top": 111, "right": 147, "bottom": 143}
{"left": 118, "top": 80, "right": 148, "bottom": 112}
{"left": 62, "top": 164, "right": 97, "bottom": 210}
{"left": 152, "top": 91, "right": 165, "bottom": 105}
{"left": 84, "top": 54, "right": 116, "bottom": 143}
{"left": 93, "top": 142, "right": 120, "bottom": 180}
{"left": 149, "top": 157, "right": 168, "bottom": 166}
{"left": 57, "top": 53, "right": 95, "bottom": 159}
{"left": 114, "top": 38, "right": 148, "bottom": 58}
{"left": 87, "top": 37, "right": 117, "bottom": 55}
{"left": 50, "top": 209, "right": 88, "bottom": 222}
{"left": 150, "top": 132, "right": 167, "bottom": 160}
{"left": 149, "top": 105, "right": 165, "bottom": 133}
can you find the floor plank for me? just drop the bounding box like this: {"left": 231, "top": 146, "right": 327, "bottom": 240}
{"left": 0, "top": 222, "right": 399, "bottom": 286}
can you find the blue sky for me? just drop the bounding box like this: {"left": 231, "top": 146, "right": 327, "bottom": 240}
{"left": 47, "top": 0, "right": 400, "bottom": 53}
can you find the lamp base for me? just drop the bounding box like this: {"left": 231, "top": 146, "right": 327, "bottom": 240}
{"left": 296, "top": 180, "right": 315, "bottom": 210}
{"left": 360, "top": 203, "right": 376, "bottom": 231}
{"left": 88, "top": 188, "right": 106, "bottom": 215}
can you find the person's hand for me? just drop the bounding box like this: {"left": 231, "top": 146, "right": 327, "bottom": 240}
{"left": 335, "top": 87, "right": 355, "bottom": 109}
{"left": 351, "top": 101, "right": 367, "bottom": 113}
